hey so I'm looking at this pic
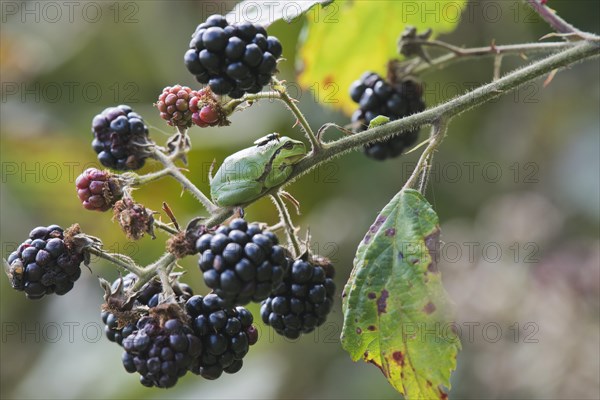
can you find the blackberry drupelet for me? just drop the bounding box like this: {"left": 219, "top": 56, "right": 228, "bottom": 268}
{"left": 122, "top": 314, "right": 202, "bottom": 388}
{"left": 350, "top": 72, "right": 425, "bottom": 160}
{"left": 184, "top": 14, "right": 282, "bottom": 98}
{"left": 91, "top": 104, "right": 151, "bottom": 171}
{"left": 5, "top": 225, "right": 84, "bottom": 299}
{"left": 260, "top": 256, "right": 336, "bottom": 339}
{"left": 75, "top": 168, "right": 123, "bottom": 211}
{"left": 185, "top": 294, "right": 258, "bottom": 380}
{"left": 196, "top": 218, "right": 289, "bottom": 306}
{"left": 155, "top": 85, "right": 225, "bottom": 128}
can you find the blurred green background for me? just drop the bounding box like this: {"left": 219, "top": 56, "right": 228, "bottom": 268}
{"left": 1, "top": 1, "right": 598, "bottom": 399}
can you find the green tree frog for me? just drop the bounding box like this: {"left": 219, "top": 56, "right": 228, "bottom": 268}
{"left": 210, "top": 134, "right": 307, "bottom": 207}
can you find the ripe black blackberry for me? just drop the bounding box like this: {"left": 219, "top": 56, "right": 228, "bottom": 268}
{"left": 184, "top": 14, "right": 282, "bottom": 98}
{"left": 91, "top": 105, "right": 152, "bottom": 171}
{"left": 260, "top": 256, "right": 336, "bottom": 339}
{"left": 122, "top": 312, "right": 202, "bottom": 388}
{"left": 185, "top": 294, "right": 258, "bottom": 380}
{"left": 101, "top": 274, "right": 194, "bottom": 346}
{"left": 350, "top": 72, "right": 425, "bottom": 160}
{"left": 196, "top": 219, "right": 289, "bottom": 306}
{"left": 5, "top": 225, "right": 84, "bottom": 299}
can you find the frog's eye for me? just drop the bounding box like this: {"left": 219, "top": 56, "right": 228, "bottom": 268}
{"left": 282, "top": 141, "right": 295, "bottom": 150}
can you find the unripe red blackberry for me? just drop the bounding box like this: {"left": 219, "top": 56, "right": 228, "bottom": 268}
{"left": 185, "top": 294, "right": 258, "bottom": 379}
{"left": 75, "top": 168, "right": 123, "bottom": 211}
{"left": 5, "top": 224, "right": 84, "bottom": 299}
{"left": 350, "top": 72, "right": 425, "bottom": 160}
{"left": 196, "top": 219, "right": 289, "bottom": 306}
{"left": 156, "top": 85, "right": 228, "bottom": 128}
{"left": 122, "top": 312, "right": 202, "bottom": 388}
{"left": 91, "top": 105, "right": 152, "bottom": 171}
{"left": 261, "top": 256, "right": 336, "bottom": 339}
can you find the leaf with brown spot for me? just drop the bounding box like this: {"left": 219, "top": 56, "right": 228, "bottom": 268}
{"left": 341, "top": 189, "right": 460, "bottom": 399}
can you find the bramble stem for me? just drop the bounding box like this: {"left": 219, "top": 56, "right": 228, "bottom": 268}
{"left": 151, "top": 147, "right": 218, "bottom": 213}
{"left": 403, "top": 120, "right": 448, "bottom": 191}
{"left": 524, "top": 0, "right": 581, "bottom": 35}
{"left": 153, "top": 219, "right": 179, "bottom": 235}
{"left": 408, "top": 41, "right": 576, "bottom": 75}
{"left": 85, "top": 246, "right": 144, "bottom": 276}
{"left": 272, "top": 78, "right": 322, "bottom": 152}
{"left": 271, "top": 193, "right": 303, "bottom": 257}
{"left": 128, "top": 168, "right": 171, "bottom": 186}
{"left": 132, "top": 252, "right": 177, "bottom": 291}
{"left": 157, "top": 266, "right": 176, "bottom": 298}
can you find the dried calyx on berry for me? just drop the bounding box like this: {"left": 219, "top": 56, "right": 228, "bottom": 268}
{"left": 112, "top": 198, "right": 155, "bottom": 240}
{"left": 167, "top": 221, "right": 210, "bottom": 259}
{"left": 5, "top": 224, "right": 85, "bottom": 299}
{"left": 196, "top": 218, "right": 290, "bottom": 306}
{"left": 350, "top": 71, "right": 425, "bottom": 160}
{"left": 155, "top": 85, "right": 229, "bottom": 129}
{"left": 185, "top": 294, "right": 258, "bottom": 380}
{"left": 184, "top": 14, "right": 283, "bottom": 98}
{"left": 261, "top": 253, "right": 336, "bottom": 339}
{"left": 91, "top": 105, "right": 153, "bottom": 171}
{"left": 75, "top": 168, "right": 123, "bottom": 212}
{"left": 101, "top": 274, "right": 194, "bottom": 346}
{"left": 122, "top": 304, "right": 201, "bottom": 388}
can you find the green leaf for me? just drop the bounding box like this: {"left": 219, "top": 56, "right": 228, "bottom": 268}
{"left": 298, "top": 0, "right": 465, "bottom": 115}
{"left": 341, "top": 189, "right": 460, "bottom": 399}
{"left": 368, "top": 115, "right": 390, "bottom": 129}
{"left": 226, "top": 0, "right": 333, "bottom": 26}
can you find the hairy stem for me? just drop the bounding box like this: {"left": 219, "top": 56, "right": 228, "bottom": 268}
{"left": 132, "top": 252, "right": 177, "bottom": 291}
{"left": 408, "top": 41, "right": 576, "bottom": 75}
{"left": 524, "top": 0, "right": 581, "bottom": 35}
{"left": 153, "top": 219, "right": 179, "bottom": 235}
{"left": 128, "top": 168, "right": 171, "bottom": 187}
{"left": 157, "top": 266, "right": 176, "bottom": 298}
{"left": 272, "top": 79, "right": 322, "bottom": 152}
{"left": 151, "top": 148, "right": 217, "bottom": 213}
{"left": 85, "top": 246, "right": 144, "bottom": 276}
{"left": 403, "top": 120, "right": 448, "bottom": 191}
{"left": 271, "top": 193, "right": 302, "bottom": 257}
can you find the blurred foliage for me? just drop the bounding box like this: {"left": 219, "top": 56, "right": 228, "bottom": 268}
{"left": 1, "top": 1, "right": 599, "bottom": 399}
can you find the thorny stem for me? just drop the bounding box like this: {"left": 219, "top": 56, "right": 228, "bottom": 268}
{"left": 157, "top": 266, "right": 176, "bottom": 298}
{"left": 153, "top": 219, "right": 179, "bottom": 235}
{"left": 128, "top": 168, "right": 171, "bottom": 187}
{"left": 272, "top": 78, "right": 322, "bottom": 152}
{"left": 403, "top": 120, "right": 448, "bottom": 191}
{"left": 85, "top": 246, "right": 144, "bottom": 276}
{"left": 407, "top": 41, "right": 577, "bottom": 75}
{"left": 525, "top": 0, "right": 582, "bottom": 35}
{"left": 151, "top": 147, "right": 218, "bottom": 213}
{"left": 131, "top": 252, "right": 177, "bottom": 292}
{"left": 270, "top": 193, "right": 303, "bottom": 257}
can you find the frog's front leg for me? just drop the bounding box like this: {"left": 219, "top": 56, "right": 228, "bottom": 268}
{"left": 264, "top": 165, "right": 292, "bottom": 188}
{"left": 212, "top": 181, "right": 264, "bottom": 207}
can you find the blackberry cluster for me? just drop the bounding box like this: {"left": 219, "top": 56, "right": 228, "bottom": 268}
{"left": 91, "top": 105, "right": 151, "bottom": 171}
{"left": 184, "top": 14, "right": 283, "bottom": 98}
{"left": 156, "top": 85, "right": 223, "bottom": 129}
{"left": 196, "top": 219, "right": 289, "bottom": 306}
{"left": 75, "top": 168, "right": 123, "bottom": 211}
{"left": 261, "top": 256, "right": 336, "bottom": 339}
{"left": 6, "top": 225, "right": 84, "bottom": 299}
{"left": 122, "top": 315, "right": 202, "bottom": 388}
{"left": 350, "top": 72, "right": 425, "bottom": 160}
{"left": 101, "top": 275, "right": 194, "bottom": 346}
{"left": 185, "top": 294, "right": 258, "bottom": 380}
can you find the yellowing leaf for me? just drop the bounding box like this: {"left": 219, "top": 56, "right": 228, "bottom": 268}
{"left": 341, "top": 189, "right": 460, "bottom": 399}
{"left": 298, "top": 0, "right": 465, "bottom": 115}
